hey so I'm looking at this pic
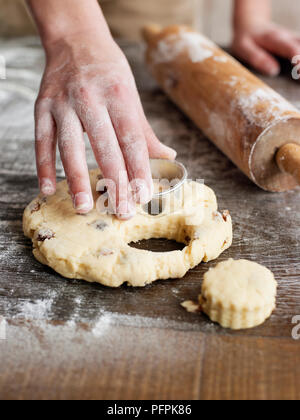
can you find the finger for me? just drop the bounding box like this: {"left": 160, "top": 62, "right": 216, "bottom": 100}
{"left": 258, "top": 30, "right": 300, "bottom": 60}
{"left": 236, "top": 37, "right": 280, "bottom": 76}
{"left": 35, "top": 100, "right": 57, "bottom": 195}
{"left": 54, "top": 107, "right": 93, "bottom": 214}
{"left": 77, "top": 103, "right": 136, "bottom": 219}
{"left": 141, "top": 112, "right": 177, "bottom": 160}
{"left": 107, "top": 88, "right": 153, "bottom": 205}
{"left": 134, "top": 93, "right": 177, "bottom": 160}
{"left": 288, "top": 29, "right": 300, "bottom": 41}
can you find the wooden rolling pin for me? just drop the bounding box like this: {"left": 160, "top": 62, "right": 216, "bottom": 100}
{"left": 143, "top": 24, "right": 300, "bottom": 192}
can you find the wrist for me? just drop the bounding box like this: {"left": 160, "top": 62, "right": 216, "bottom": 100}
{"left": 27, "top": 0, "right": 112, "bottom": 50}
{"left": 43, "top": 26, "right": 113, "bottom": 56}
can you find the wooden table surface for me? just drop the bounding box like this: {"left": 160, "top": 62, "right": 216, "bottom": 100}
{"left": 0, "top": 38, "right": 300, "bottom": 400}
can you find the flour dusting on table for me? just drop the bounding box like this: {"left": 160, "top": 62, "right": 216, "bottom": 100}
{"left": 12, "top": 292, "right": 57, "bottom": 320}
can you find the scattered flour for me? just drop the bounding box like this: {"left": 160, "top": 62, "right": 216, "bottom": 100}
{"left": 88, "top": 310, "right": 215, "bottom": 335}
{"left": 74, "top": 297, "right": 82, "bottom": 305}
{"left": 214, "top": 56, "right": 228, "bottom": 63}
{"left": 66, "top": 320, "right": 77, "bottom": 328}
{"left": 209, "top": 112, "right": 227, "bottom": 138}
{"left": 92, "top": 313, "right": 113, "bottom": 338}
{"left": 224, "top": 75, "right": 240, "bottom": 87}
{"left": 2, "top": 317, "right": 218, "bottom": 381}
{"left": 15, "top": 299, "right": 54, "bottom": 320}
{"left": 0, "top": 80, "right": 37, "bottom": 101}
{"left": 0, "top": 46, "right": 42, "bottom": 66}
{"left": 12, "top": 291, "right": 57, "bottom": 320}
{"left": 0, "top": 233, "right": 27, "bottom": 268}
{"left": 153, "top": 32, "right": 214, "bottom": 64}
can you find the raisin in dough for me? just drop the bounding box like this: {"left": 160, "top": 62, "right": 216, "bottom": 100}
{"left": 23, "top": 169, "right": 232, "bottom": 287}
{"left": 199, "top": 259, "right": 277, "bottom": 330}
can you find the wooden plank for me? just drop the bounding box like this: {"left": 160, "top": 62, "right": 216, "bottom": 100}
{"left": 200, "top": 335, "right": 300, "bottom": 400}
{"left": 0, "top": 321, "right": 205, "bottom": 400}
{"left": 2, "top": 321, "right": 299, "bottom": 400}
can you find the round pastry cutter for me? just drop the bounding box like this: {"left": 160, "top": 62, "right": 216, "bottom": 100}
{"left": 144, "top": 159, "right": 188, "bottom": 216}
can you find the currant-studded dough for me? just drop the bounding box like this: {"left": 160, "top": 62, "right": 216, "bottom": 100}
{"left": 199, "top": 259, "right": 277, "bottom": 330}
{"left": 23, "top": 169, "right": 232, "bottom": 287}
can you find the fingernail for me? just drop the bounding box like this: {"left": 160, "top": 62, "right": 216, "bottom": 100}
{"left": 161, "top": 145, "right": 177, "bottom": 160}
{"left": 268, "top": 67, "right": 280, "bottom": 77}
{"left": 132, "top": 180, "right": 153, "bottom": 205}
{"left": 74, "top": 192, "right": 93, "bottom": 213}
{"left": 40, "top": 178, "right": 55, "bottom": 195}
{"left": 116, "top": 200, "right": 136, "bottom": 220}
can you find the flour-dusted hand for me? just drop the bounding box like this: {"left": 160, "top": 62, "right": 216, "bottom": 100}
{"left": 233, "top": 23, "right": 300, "bottom": 76}
{"left": 28, "top": 0, "right": 176, "bottom": 218}
{"left": 232, "top": 0, "right": 300, "bottom": 76}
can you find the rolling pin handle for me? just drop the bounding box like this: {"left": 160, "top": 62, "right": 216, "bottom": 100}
{"left": 276, "top": 143, "right": 300, "bottom": 185}
{"left": 142, "top": 25, "right": 162, "bottom": 43}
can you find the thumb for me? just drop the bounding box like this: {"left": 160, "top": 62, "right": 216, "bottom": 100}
{"left": 142, "top": 117, "right": 177, "bottom": 160}
{"left": 136, "top": 93, "right": 177, "bottom": 160}
{"left": 146, "top": 128, "right": 177, "bottom": 160}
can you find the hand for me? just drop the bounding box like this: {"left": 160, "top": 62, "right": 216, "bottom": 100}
{"left": 232, "top": 22, "right": 300, "bottom": 76}
{"left": 35, "top": 30, "right": 176, "bottom": 218}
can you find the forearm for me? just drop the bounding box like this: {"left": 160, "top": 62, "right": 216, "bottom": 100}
{"left": 26, "top": 0, "right": 111, "bottom": 49}
{"left": 234, "top": 0, "right": 272, "bottom": 30}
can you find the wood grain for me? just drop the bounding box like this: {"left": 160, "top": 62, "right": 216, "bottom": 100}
{"left": 0, "top": 322, "right": 205, "bottom": 400}
{"left": 201, "top": 335, "right": 300, "bottom": 400}
{"left": 0, "top": 38, "right": 300, "bottom": 400}
{"left": 1, "top": 322, "right": 299, "bottom": 400}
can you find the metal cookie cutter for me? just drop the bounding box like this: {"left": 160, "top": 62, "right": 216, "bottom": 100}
{"left": 142, "top": 159, "right": 188, "bottom": 216}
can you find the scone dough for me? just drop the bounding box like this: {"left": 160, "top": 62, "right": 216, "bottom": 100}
{"left": 200, "top": 259, "right": 277, "bottom": 329}
{"left": 23, "top": 169, "right": 232, "bottom": 287}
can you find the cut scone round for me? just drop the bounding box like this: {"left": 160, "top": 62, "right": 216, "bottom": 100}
{"left": 199, "top": 259, "right": 277, "bottom": 330}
